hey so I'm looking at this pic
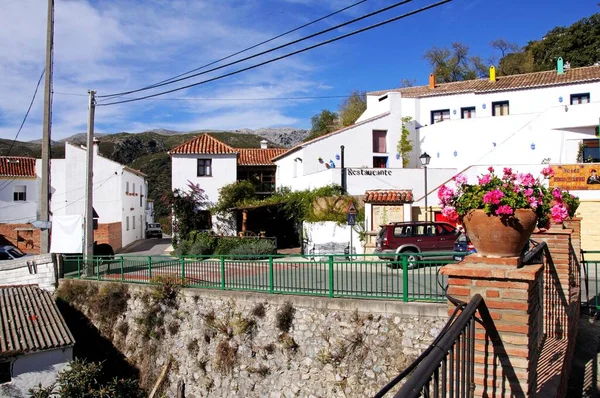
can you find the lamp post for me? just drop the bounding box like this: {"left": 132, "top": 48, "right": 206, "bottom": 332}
{"left": 419, "top": 152, "right": 431, "bottom": 223}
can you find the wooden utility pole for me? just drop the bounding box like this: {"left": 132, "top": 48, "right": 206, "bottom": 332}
{"left": 84, "top": 90, "right": 96, "bottom": 276}
{"left": 40, "top": 0, "right": 54, "bottom": 253}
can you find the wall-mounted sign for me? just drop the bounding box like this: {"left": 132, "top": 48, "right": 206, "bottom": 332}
{"left": 550, "top": 164, "right": 600, "bottom": 190}
{"left": 347, "top": 168, "right": 392, "bottom": 176}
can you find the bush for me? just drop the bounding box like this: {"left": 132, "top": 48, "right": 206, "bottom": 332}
{"left": 173, "top": 238, "right": 192, "bottom": 256}
{"left": 214, "top": 237, "right": 245, "bottom": 255}
{"left": 189, "top": 233, "right": 218, "bottom": 256}
{"left": 228, "top": 240, "right": 275, "bottom": 260}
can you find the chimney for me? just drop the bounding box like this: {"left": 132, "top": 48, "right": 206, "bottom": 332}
{"left": 93, "top": 137, "right": 100, "bottom": 156}
{"left": 260, "top": 140, "right": 268, "bottom": 149}
{"left": 429, "top": 73, "right": 435, "bottom": 89}
{"left": 557, "top": 57, "right": 564, "bottom": 75}
{"left": 489, "top": 65, "right": 496, "bottom": 82}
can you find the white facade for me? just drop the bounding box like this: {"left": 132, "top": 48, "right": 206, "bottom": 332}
{"left": 0, "top": 347, "right": 73, "bottom": 398}
{"left": 48, "top": 143, "right": 148, "bottom": 248}
{"left": 0, "top": 176, "right": 39, "bottom": 224}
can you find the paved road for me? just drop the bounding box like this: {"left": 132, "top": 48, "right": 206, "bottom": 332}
{"left": 117, "top": 235, "right": 172, "bottom": 255}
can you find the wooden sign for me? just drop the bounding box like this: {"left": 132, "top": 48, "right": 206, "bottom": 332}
{"left": 550, "top": 164, "right": 600, "bottom": 190}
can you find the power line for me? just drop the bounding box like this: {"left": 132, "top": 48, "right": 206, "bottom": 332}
{"left": 98, "top": 0, "right": 412, "bottom": 100}
{"left": 53, "top": 91, "right": 87, "bottom": 97}
{"left": 119, "top": 94, "right": 354, "bottom": 102}
{"left": 99, "top": 0, "right": 367, "bottom": 101}
{"left": 99, "top": 0, "right": 451, "bottom": 107}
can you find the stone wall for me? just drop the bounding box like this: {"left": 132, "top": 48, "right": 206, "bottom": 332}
{"left": 57, "top": 280, "right": 447, "bottom": 397}
{"left": 0, "top": 254, "right": 56, "bottom": 291}
{"left": 95, "top": 222, "right": 122, "bottom": 252}
{"left": 0, "top": 223, "right": 40, "bottom": 254}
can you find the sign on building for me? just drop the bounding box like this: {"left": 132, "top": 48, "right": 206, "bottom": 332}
{"left": 550, "top": 164, "right": 600, "bottom": 190}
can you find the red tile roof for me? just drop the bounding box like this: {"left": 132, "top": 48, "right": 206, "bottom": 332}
{"left": 0, "top": 285, "right": 75, "bottom": 357}
{"left": 169, "top": 134, "right": 236, "bottom": 155}
{"left": 0, "top": 157, "right": 36, "bottom": 178}
{"left": 364, "top": 189, "right": 413, "bottom": 204}
{"left": 237, "top": 148, "right": 288, "bottom": 166}
{"left": 368, "top": 65, "right": 600, "bottom": 98}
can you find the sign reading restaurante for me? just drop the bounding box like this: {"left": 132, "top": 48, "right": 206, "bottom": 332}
{"left": 550, "top": 164, "right": 600, "bottom": 190}
{"left": 347, "top": 168, "right": 392, "bottom": 176}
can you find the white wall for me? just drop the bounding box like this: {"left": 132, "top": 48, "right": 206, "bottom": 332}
{"left": 121, "top": 171, "right": 148, "bottom": 245}
{"left": 277, "top": 168, "right": 340, "bottom": 192}
{"left": 171, "top": 154, "right": 237, "bottom": 206}
{"left": 0, "top": 254, "right": 56, "bottom": 291}
{"left": 0, "top": 177, "right": 39, "bottom": 223}
{"left": 302, "top": 221, "right": 363, "bottom": 257}
{"left": 0, "top": 347, "right": 73, "bottom": 398}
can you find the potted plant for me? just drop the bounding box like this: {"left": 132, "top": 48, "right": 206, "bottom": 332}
{"left": 438, "top": 166, "right": 578, "bottom": 257}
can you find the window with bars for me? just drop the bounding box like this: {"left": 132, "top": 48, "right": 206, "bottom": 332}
{"left": 126, "top": 182, "right": 129, "bottom": 194}
{"left": 461, "top": 107, "right": 476, "bottom": 119}
{"left": 0, "top": 361, "right": 10, "bottom": 383}
{"left": 197, "top": 159, "right": 212, "bottom": 177}
{"left": 571, "top": 93, "right": 590, "bottom": 105}
{"left": 431, "top": 109, "right": 450, "bottom": 124}
{"left": 373, "top": 156, "right": 388, "bottom": 168}
{"left": 492, "top": 101, "right": 509, "bottom": 116}
{"left": 372, "top": 130, "right": 387, "bottom": 153}
{"left": 13, "top": 185, "right": 26, "bottom": 201}
{"left": 126, "top": 216, "right": 129, "bottom": 231}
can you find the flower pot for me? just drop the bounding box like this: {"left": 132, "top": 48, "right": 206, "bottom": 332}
{"left": 462, "top": 209, "right": 537, "bottom": 257}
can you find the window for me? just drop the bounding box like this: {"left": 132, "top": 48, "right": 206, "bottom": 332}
{"left": 373, "top": 156, "right": 387, "bottom": 168}
{"left": 372, "top": 130, "right": 387, "bottom": 153}
{"left": 133, "top": 216, "right": 135, "bottom": 229}
{"left": 133, "top": 183, "right": 136, "bottom": 195}
{"left": 583, "top": 140, "right": 600, "bottom": 163}
{"left": 13, "top": 185, "right": 26, "bottom": 201}
{"left": 461, "top": 107, "right": 476, "bottom": 119}
{"left": 126, "top": 182, "right": 129, "bottom": 194}
{"left": 393, "top": 226, "right": 413, "bottom": 237}
{"left": 0, "top": 361, "right": 11, "bottom": 384}
{"left": 140, "top": 186, "right": 143, "bottom": 207}
{"left": 415, "top": 225, "right": 436, "bottom": 236}
{"left": 126, "top": 216, "right": 129, "bottom": 231}
{"left": 571, "top": 93, "right": 590, "bottom": 105}
{"left": 431, "top": 109, "right": 450, "bottom": 124}
{"left": 197, "top": 159, "right": 212, "bottom": 177}
{"left": 492, "top": 101, "right": 509, "bottom": 116}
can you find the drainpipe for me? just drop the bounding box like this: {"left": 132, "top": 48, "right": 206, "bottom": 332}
{"left": 340, "top": 145, "right": 347, "bottom": 193}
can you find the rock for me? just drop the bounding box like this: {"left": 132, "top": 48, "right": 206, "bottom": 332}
{"left": 302, "top": 357, "right": 313, "bottom": 367}
{"left": 365, "top": 370, "right": 376, "bottom": 379}
{"left": 302, "top": 374, "right": 311, "bottom": 380}
{"left": 394, "top": 316, "right": 401, "bottom": 325}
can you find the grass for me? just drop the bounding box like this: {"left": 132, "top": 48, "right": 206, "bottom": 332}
{"left": 215, "top": 339, "right": 237, "bottom": 374}
{"left": 275, "top": 302, "right": 295, "bottom": 333}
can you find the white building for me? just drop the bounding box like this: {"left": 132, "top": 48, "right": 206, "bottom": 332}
{"left": 0, "top": 285, "right": 74, "bottom": 398}
{"left": 169, "top": 134, "right": 287, "bottom": 233}
{"left": 50, "top": 141, "right": 148, "bottom": 251}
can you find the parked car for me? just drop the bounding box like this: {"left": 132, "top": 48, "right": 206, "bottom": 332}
{"left": 453, "top": 234, "right": 477, "bottom": 261}
{"left": 0, "top": 245, "right": 27, "bottom": 261}
{"left": 374, "top": 221, "right": 459, "bottom": 264}
{"left": 146, "top": 223, "right": 163, "bottom": 238}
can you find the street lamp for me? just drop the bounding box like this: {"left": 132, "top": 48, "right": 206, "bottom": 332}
{"left": 419, "top": 152, "right": 431, "bottom": 223}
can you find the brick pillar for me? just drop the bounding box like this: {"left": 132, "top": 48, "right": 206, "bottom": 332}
{"left": 440, "top": 257, "right": 544, "bottom": 397}
{"left": 563, "top": 218, "right": 581, "bottom": 259}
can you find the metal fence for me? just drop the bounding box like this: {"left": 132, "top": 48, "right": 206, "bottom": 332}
{"left": 582, "top": 250, "right": 600, "bottom": 313}
{"left": 62, "top": 252, "right": 458, "bottom": 302}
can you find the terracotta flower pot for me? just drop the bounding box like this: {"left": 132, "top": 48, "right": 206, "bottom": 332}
{"left": 462, "top": 209, "right": 537, "bottom": 257}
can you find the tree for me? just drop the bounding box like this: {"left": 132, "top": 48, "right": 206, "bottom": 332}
{"left": 490, "top": 39, "right": 519, "bottom": 58}
{"left": 399, "top": 78, "right": 416, "bottom": 88}
{"left": 338, "top": 91, "right": 366, "bottom": 127}
{"left": 214, "top": 180, "right": 257, "bottom": 214}
{"left": 423, "top": 42, "right": 489, "bottom": 83}
{"left": 396, "top": 117, "right": 413, "bottom": 168}
{"left": 163, "top": 181, "right": 211, "bottom": 242}
{"left": 305, "top": 109, "right": 339, "bottom": 141}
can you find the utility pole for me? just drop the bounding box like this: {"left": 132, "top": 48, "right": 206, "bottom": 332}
{"left": 84, "top": 90, "right": 96, "bottom": 276}
{"left": 40, "top": 0, "right": 54, "bottom": 254}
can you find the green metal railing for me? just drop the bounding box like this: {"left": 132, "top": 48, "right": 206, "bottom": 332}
{"left": 582, "top": 250, "right": 600, "bottom": 312}
{"left": 62, "top": 252, "right": 460, "bottom": 302}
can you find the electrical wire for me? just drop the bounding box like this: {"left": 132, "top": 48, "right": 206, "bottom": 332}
{"left": 112, "top": 94, "right": 355, "bottom": 102}
{"left": 99, "top": 0, "right": 451, "bottom": 106}
{"left": 99, "top": 0, "right": 367, "bottom": 101}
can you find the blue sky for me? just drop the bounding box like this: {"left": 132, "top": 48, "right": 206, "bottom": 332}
{"left": 0, "top": 0, "right": 598, "bottom": 142}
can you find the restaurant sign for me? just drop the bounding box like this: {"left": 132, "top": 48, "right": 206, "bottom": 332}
{"left": 550, "top": 164, "right": 600, "bottom": 190}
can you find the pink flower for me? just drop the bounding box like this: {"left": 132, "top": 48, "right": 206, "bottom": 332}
{"left": 478, "top": 174, "right": 491, "bottom": 185}
{"left": 437, "top": 184, "right": 455, "bottom": 206}
{"left": 542, "top": 166, "right": 555, "bottom": 178}
{"left": 442, "top": 206, "right": 459, "bottom": 222}
{"left": 483, "top": 189, "right": 504, "bottom": 205}
{"left": 516, "top": 173, "right": 536, "bottom": 187}
{"left": 551, "top": 203, "right": 568, "bottom": 223}
{"left": 495, "top": 205, "right": 514, "bottom": 216}
{"left": 527, "top": 196, "right": 539, "bottom": 208}
{"left": 524, "top": 188, "right": 534, "bottom": 197}
{"left": 453, "top": 174, "right": 468, "bottom": 185}
{"left": 552, "top": 188, "right": 562, "bottom": 201}
{"left": 488, "top": 166, "right": 494, "bottom": 173}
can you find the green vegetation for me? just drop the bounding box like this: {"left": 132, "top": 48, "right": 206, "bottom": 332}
{"left": 397, "top": 116, "right": 413, "bottom": 168}
{"left": 338, "top": 91, "right": 367, "bottom": 128}
{"left": 214, "top": 180, "right": 257, "bottom": 214}
{"left": 275, "top": 301, "right": 295, "bottom": 333}
{"left": 174, "top": 233, "right": 275, "bottom": 259}
{"left": 306, "top": 109, "right": 339, "bottom": 141}
{"left": 28, "top": 359, "right": 144, "bottom": 398}
{"left": 136, "top": 276, "right": 181, "bottom": 340}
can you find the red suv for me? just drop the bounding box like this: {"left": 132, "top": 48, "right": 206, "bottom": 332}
{"left": 374, "top": 221, "right": 459, "bottom": 262}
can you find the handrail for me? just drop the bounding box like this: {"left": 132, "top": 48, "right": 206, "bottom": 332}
{"left": 522, "top": 240, "right": 548, "bottom": 265}
{"left": 375, "top": 294, "right": 483, "bottom": 397}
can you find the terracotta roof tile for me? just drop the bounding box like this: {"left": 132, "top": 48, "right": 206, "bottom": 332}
{"left": 0, "top": 285, "right": 75, "bottom": 357}
{"left": 237, "top": 148, "right": 288, "bottom": 166}
{"left": 169, "top": 134, "right": 236, "bottom": 154}
{"left": 368, "top": 65, "right": 600, "bottom": 98}
{"left": 364, "top": 189, "right": 414, "bottom": 204}
{"left": 0, "top": 157, "right": 36, "bottom": 178}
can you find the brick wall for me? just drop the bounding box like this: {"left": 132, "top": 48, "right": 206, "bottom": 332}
{"left": 94, "top": 222, "right": 122, "bottom": 252}
{"left": 0, "top": 254, "right": 56, "bottom": 291}
{"left": 0, "top": 224, "right": 40, "bottom": 254}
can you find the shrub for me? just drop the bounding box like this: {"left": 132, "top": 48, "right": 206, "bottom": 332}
{"left": 56, "top": 280, "right": 97, "bottom": 304}
{"left": 215, "top": 339, "right": 238, "bottom": 374}
{"left": 91, "top": 283, "right": 129, "bottom": 328}
{"left": 228, "top": 240, "right": 275, "bottom": 260}
{"left": 214, "top": 237, "right": 245, "bottom": 255}
{"left": 189, "top": 233, "right": 218, "bottom": 256}
{"left": 251, "top": 302, "right": 266, "bottom": 318}
{"left": 275, "top": 302, "right": 295, "bottom": 332}
{"left": 173, "top": 238, "right": 192, "bottom": 256}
